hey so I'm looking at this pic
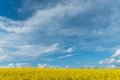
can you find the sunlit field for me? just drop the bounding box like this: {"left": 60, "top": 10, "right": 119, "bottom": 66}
{"left": 0, "top": 68, "right": 120, "bottom": 80}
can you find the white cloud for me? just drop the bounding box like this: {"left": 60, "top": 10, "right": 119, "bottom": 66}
{"left": 15, "top": 43, "right": 59, "bottom": 57}
{"left": 37, "top": 63, "right": 59, "bottom": 68}
{"left": 111, "top": 49, "right": 120, "bottom": 58}
{"left": 38, "top": 63, "right": 49, "bottom": 68}
{"left": 107, "top": 65, "right": 116, "bottom": 68}
{"left": 16, "top": 63, "right": 31, "bottom": 68}
{"left": 0, "top": 48, "right": 8, "bottom": 62}
{"left": 58, "top": 54, "right": 73, "bottom": 59}
{"left": 0, "top": 0, "right": 92, "bottom": 34}
{"left": 7, "top": 63, "right": 14, "bottom": 68}
{"left": 4, "top": 63, "right": 31, "bottom": 68}
{"left": 0, "top": 55, "right": 8, "bottom": 62}
{"left": 0, "top": 41, "right": 59, "bottom": 61}
{"left": 0, "top": 0, "right": 113, "bottom": 64}
{"left": 0, "top": 0, "right": 92, "bottom": 62}
{"left": 99, "top": 49, "right": 120, "bottom": 65}
{"left": 0, "top": 63, "right": 66, "bottom": 68}
{"left": 116, "top": 60, "right": 120, "bottom": 63}
{"left": 99, "top": 58, "right": 115, "bottom": 64}
{"left": 37, "top": 63, "right": 70, "bottom": 68}
{"left": 65, "top": 48, "right": 73, "bottom": 53}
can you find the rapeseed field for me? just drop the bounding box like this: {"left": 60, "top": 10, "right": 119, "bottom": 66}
{"left": 0, "top": 68, "right": 119, "bottom": 80}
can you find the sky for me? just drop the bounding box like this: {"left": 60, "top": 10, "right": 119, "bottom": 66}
{"left": 0, "top": 0, "right": 120, "bottom": 68}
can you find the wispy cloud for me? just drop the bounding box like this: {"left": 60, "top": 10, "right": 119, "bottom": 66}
{"left": 99, "top": 49, "right": 120, "bottom": 67}
{"left": 58, "top": 54, "right": 73, "bottom": 59}
{"left": 15, "top": 43, "right": 59, "bottom": 57}
{"left": 37, "top": 63, "right": 69, "bottom": 68}
{"left": 37, "top": 63, "right": 60, "bottom": 68}
{"left": 0, "top": 63, "right": 31, "bottom": 68}
{"left": 65, "top": 48, "right": 73, "bottom": 53}
{"left": 1, "top": 0, "right": 120, "bottom": 67}
{"left": 99, "top": 58, "right": 115, "bottom": 64}
{"left": 0, "top": 0, "right": 92, "bottom": 63}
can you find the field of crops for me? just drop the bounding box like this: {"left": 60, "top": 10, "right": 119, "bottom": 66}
{"left": 0, "top": 68, "right": 120, "bottom": 80}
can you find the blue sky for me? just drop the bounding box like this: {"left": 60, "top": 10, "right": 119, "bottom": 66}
{"left": 0, "top": 0, "right": 120, "bottom": 68}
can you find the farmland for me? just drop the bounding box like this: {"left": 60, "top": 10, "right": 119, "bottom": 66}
{"left": 0, "top": 68, "right": 120, "bottom": 80}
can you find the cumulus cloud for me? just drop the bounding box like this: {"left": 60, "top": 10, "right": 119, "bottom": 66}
{"left": 3, "top": 63, "right": 32, "bottom": 68}
{"left": 0, "top": 63, "right": 31, "bottom": 68}
{"left": 99, "top": 58, "right": 115, "bottom": 64}
{"left": 111, "top": 49, "right": 120, "bottom": 58}
{"left": 0, "top": 63, "right": 68, "bottom": 68}
{"left": 37, "top": 63, "right": 70, "bottom": 68}
{"left": 16, "top": 63, "right": 31, "bottom": 68}
{"left": 99, "top": 49, "right": 120, "bottom": 67}
{"left": 38, "top": 63, "right": 49, "bottom": 68}
{"left": 38, "top": 63, "right": 59, "bottom": 68}
{"left": 7, "top": 63, "right": 14, "bottom": 68}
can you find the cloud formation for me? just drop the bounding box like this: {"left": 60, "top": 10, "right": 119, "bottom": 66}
{"left": 58, "top": 54, "right": 73, "bottom": 59}
{"left": 0, "top": 0, "right": 92, "bottom": 63}
{"left": 1, "top": 0, "right": 120, "bottom": 67}
{"left": 99, "top": 49, "right": 120, "bottom": 67}
{"left": 0, "top": 63, "right": 31, "bottom": 68}
{"left": 37, "top": 63, "right": 69, "bottom": 68}
{"left": 65, "top": 48, "right": 73, "bottom": 53}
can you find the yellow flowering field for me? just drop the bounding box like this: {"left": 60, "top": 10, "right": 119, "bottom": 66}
{"left": 0, "top": 68, "right": 120, "bottom": 80}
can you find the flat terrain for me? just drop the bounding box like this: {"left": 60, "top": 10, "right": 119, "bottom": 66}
{"left": 0, "top": 68, "right": 119, "bottom": 80}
